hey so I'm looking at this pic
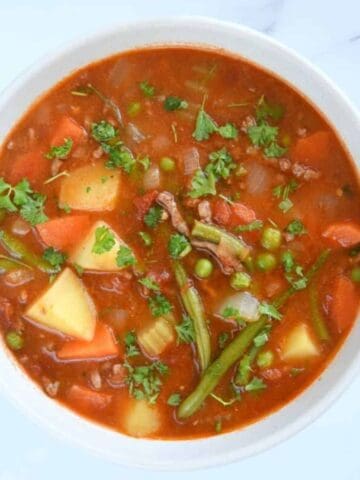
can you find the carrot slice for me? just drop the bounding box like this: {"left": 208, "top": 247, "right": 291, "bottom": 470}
{"left": 50, "top": 116, "right": 86, "bottom": 147}
{"left": 37, "top": 215, "right": 91, "bottom": 251}
{"left": 213, "top": 199, "right": 257, "bottom": 227}
{"left": 292, "top": 131, "right": 330, "bottom": 168}
{"left": 7, "top": 149, "right": 49, "bottom": 185}
{"left": 323, "top": 222, "right": 360, "bottom": 247}
{"left": 67, "top": 385, "right": 112, "bottom": 411}
{"left": 57, "top": 323, "right": 119, "bottom": 360}
{"left": 330, "top": 275, "right": 359, "bottom": 333}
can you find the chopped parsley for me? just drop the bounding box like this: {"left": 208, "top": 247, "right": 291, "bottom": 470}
{"left": 139, "top": 81, "right": 155, "bottom": 98}
{"left": 167, "top": 393, "right": 182, "bottom": 406}
{"left": 210, "top": 392, "right": 239, "bottom": 407}
{"left": 164, "top": 96, "right": 188, "bottom": 111}
{"left": 124, "top": 331, "right": 140, "bottom": 357}
{"left": 222, "top": 306, "right": 246, "bottom": 326}
{"left": 188, "top": 147, "right": 235, "bottom": 198}
{"left": 148, "top": 293, "right": 172, "bottom": 317}
{"left": 125, "top": 360, "right": 168, "bottom": 403}
{"left": 138, "top": 276, "right": 160, "bottom": 292}
{"left": 193, "top": 101, "right": 238, "bottom": 141}
{"left": 91, "top": 121, "right": 117, "bottom": 142}
{"left": 42, "top": 247, "right": 67, "bottom": 272}
{"left": 235, "top": 219, "right": 263, "bottom": 232}
{"left": 235, "top": 354, "right": 251, "bottom": 385}
{"left": 247, "top": 119, "right": 286, "bottom": 158}
{"left": 273, "top": 179, "right": 298, "bottom": 213}
{"left": 285, "top": 219, "right": 307, "bottom": 236}
{"left": 218, "top": 332, "right": 229, "bottom": 349}
{"left": 116, "top": 245, "right": 136, "bottom": 267}
{"left": 253, "top": 328, "right": 270, "bottom": 348}
{"left": 281, "top": 251, "right": 308, "bottom": 290}
{"left": 0, "top": 178, "right": 47, "bottom": 225}
{"left": 175, "top": 314, "right": 195, "bottom": 344}
{"left": 138, "top": 231, "right": 152, "bottom": 247}
{"left": 168, "top": 233, "right": 192, "bottom": 259}
{"left": 281, "top": 250, "right": 295, "bottom": 273}
{"left": 245, "top": 377, "right": 266, "bottom": 392}
{"left": 144, "top": 205, "right": 163, "bottom": 228}
{"left": 138, "top": 155, "right": 151, "bottom": 171}
{"left": 258, "top": 302, "right": 282, "bottom": 320}
{"left": 45, "top": 138, "right": 73, "bottom": 160}
{"left": 92, "top": 226, "right": 115, "bottom": 254}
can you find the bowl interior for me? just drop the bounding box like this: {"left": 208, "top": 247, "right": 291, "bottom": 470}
{"left": 0, "top": 17, "right": 359, "bottom": 470}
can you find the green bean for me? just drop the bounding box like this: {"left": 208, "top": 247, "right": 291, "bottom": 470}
{"left": 191, "top": 220, "right": 249, "bottom": 260}
{"left": 177, "top": 249, "right": 331, "bottom": 419}
{"left": 309, "top": 283, "right": 330, "bottom": 341}
{"left": 174, "top": 261, "right": 211, "bottom": 371}
{"left": 0, "top": 230, "right": 56, "bottom": 274}
{"left": 178, "top": 318, "right": 266, "bottom": 418}
{"left": 234, "top": 344, "right": 260, "bottom": 386}
{"left": 0, "top": 255, "right": 32, "bottom": 272}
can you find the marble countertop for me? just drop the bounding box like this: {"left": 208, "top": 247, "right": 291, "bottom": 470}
{"left": 0, "top": 0, "right": 359, "bottom": 478}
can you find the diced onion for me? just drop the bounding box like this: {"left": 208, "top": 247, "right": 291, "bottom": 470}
{"left": 143, "top": 165, "right": 160, "bottom": 191}
{"left": 218, "top": 292, "right": 260, "bottom": 322}
{"left": 11, "top": 218, "right": 30, "bottom": 236}
{"left": 3, "top": 269, "right": 34, "bottom": 287}
{"left": 126, "top": 122, "right": 146, "bottom": 144}
{"left": 183, "top": 147, "right": 200, "bottom": 175}
{"left": 246, "top": 161, "right": 271, "bottom": 196}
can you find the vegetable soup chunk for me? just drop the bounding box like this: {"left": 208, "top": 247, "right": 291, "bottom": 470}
{"left": 0, "top": 46, "right": 358, "bottom": 440}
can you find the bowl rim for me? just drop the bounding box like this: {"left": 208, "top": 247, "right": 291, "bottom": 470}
{"left": 0, "top": 15, "right": 359, "bottom": 471}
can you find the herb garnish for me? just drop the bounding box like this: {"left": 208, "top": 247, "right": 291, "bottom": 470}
{"left": 92, "top": 226, "right": 115, "bottom": 254}
{"left": 167, "top": 393, "right": 182, "bottom": 406}
{"left": 116, "top": 245, "right": 136, "bottom": 267}
{"left": 168, "top": 233, "right": 192, "bottom": 259}
{"left": 42, "top": 247, "right": 67, "bottom": 272}
{"left": 144, "top": 205, "right": 163, "bottom": 228}
{"left": 164, "top": 96, "right": 188, "bottom": 111}
{"left": 124, "top": 330, "right": 140, "bottom": 358}
{"left": 235, "top": 220, "right": 263, "bottom": 232}
{"left": 138, "top": 276, "right": 160, "bottom": 292}
{"left": 125, "top": 360, "right": 168, "bottom": 403}
{"left": 45, "top": 138, "right": 73, "bottom": 160}
{"left": 273, "top": 179, "right": 298, "bottom": 213}
{"left": 285, "top": 219, "right": 307, "bottom": 236}
{"left": 139, "top": 81, "right": 155, "bottom": 98}
{"left": 245, "top": 377, "right": 266, "bottom": 392}
{"left": 175, "top": 314, "right": 195, "bottom": 344}
{"left": 193, "top": 98, "right": 238, "bottom": 141}
{"left": 148, "top": 293, "right": 172, "bottom": 317}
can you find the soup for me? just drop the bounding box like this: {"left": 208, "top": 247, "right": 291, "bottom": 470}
{"left": 0, "top": 47, "right": 359, "bottom": 439}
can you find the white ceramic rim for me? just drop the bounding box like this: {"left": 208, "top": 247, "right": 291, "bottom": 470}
{"left": 0, "top": 16, "right": 359, "bottom": 471}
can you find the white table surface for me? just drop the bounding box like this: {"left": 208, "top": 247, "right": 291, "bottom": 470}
{"left": 0, "top": 0, "right": 359, "bottom": 478}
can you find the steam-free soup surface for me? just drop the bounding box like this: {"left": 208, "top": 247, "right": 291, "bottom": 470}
{"left": 0, "top": 47, "right": 359, "bottom": 439}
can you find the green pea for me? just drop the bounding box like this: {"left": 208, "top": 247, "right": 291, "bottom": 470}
{"left": 256, "top": 252, "right": 277, "bottom": 272}
{"left": 230, "top": 272, "right": 251, "bottom": 290}
{"left": 160, "top": 156, "right": 176, "bottom": 172}
{"left": 257, "top": 350, "right": 274, "bottom": 369}
{"left": 127, "top": 101, "right": 141, "bottom": 117}
{"left": 261, "top": 227, "right": 282, "bottom": 251}
{"left": 351, "top": 266, "right": 360, "bottom": 283}
{"left": 195, "top": 258, "right": 213, "bottom": 279}
{"left": 5, "top": 330, "right": 24, "bottom": 351}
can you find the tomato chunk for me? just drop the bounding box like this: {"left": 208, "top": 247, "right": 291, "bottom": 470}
{"left": 7, "top": 149, "right": 49, "bottom": 185}
{"left": 292, "top": 131, "right": 330, "bottom": 168}
{"left": 133, "top": 190, "right": 158, "bottom": 218}
{"left": 323, "top": 222, "right": 360, "bottom": 248}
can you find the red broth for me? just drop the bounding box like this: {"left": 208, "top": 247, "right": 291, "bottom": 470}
{"left": 0, "top": 46, "right": 359, "bottom": 439}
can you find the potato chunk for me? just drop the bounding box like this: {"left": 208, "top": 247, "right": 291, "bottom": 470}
{"left": 137, "top": 315, "right": 175, "bottom": 357}
{"left": 69, "top": 221, "right": 132, "bottom": 271}
{"left": 59, "top": 162, "right": 120, "bottom": 211}
{"left": 281, "top": 324, "right": 319, "bottom": 361}
{"left": 123, "top": 399, "right": 161, "bottom": 438}
{"left": 25, "top": 267, "right": 96, "bottom": 340}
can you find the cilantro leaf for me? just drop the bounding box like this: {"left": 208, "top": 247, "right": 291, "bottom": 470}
{"left": 116, "top": 245, "right": 136, "bottom": 267}
{"left": 138, "top": 231, "right": 152, "bottom": 247}
{"left": 175, "top": 314, "right": 195, "bottom": 344}
{"left": 285, "top": 219, "right": 307, "bottom": 236}
{"left": 273, "top": 179, "right": 298, "bottom": 213}
{"left": 217, "top": 123, "right": 238, "bottom": 139}
{"left": 91, "top": 121, "right": 117, "bottom": 142}
{"left": 245, "top": 377, "right": 266, "bottom": 392}
{"left": 264, "top": 142, "right": 287, "bottom": 158}
{"left": 164, "top": 96, "right": 188, "bottom": 111}
{"left": 235, "top": 354, "right": 251, "bottom": 385}
{"left": 103, "top": 143, "right": 136, "bottom": 173}
{"left": 42, "top": 247, "right": 67, "bottom": 272}
{"left": 208, "top": 147, "right": 235, "bottom": 179}
{"left": 139, "top": 81, "right": 155, "bottom": 98}
{"left": 144, "top": 205, "right": 163, "bottom": 228}
{"left": 138, "top": 276, "right": 160, "bottom": 292}
{"left": 92, "top": 226, "right": 115, "bottom": 254}
{"left": 45, "top": 138, "right": 73, "bottom": 160}
{"left": 167, "top": 393, "right": 182, "bottom": 406}
{"left": 124, "top": 330, "right": 140, "bottom": 358}
{"left": 193, "top": 106, "right": 218, "bottom": 141}
{"left": 281, "top": 250, "right": 295, "bottom": 273}
{"left": 168, "top": 233, "right": 191, "bottom": 259}
{"left": 188, "top": 168, "right": 216, "bottom": 198}
{"left": 248, "top": 123, "right": 278, "bottom": 148}
{"left": 253, "top": 325, "right": 271, "bottom": 347}
{"left": 148, "top": 293, "right": 172, "bottom": 317}
{"left": 221, "top": 306, "right": 246, "bottom": 326}
{"left": 138, "top": 155, "right": 151, "bottom": 171}
{"left": 279, "top": 197, "right": 293, "bottom": 213}
{"left": 259, "top": 302, "right": 282, "bottom": 320}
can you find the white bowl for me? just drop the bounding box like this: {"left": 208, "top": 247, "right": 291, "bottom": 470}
{"left": 0, "top": 16, "right": 359, "bottom": 470}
